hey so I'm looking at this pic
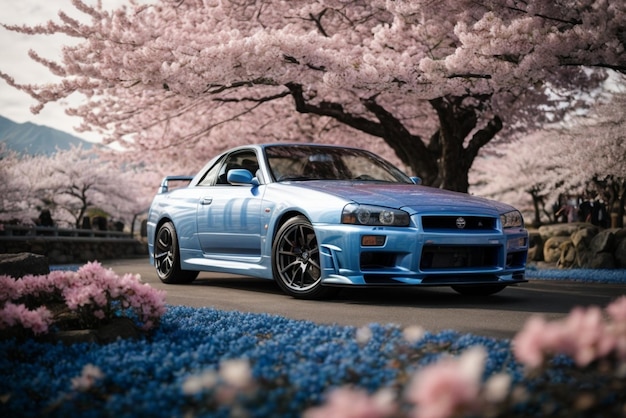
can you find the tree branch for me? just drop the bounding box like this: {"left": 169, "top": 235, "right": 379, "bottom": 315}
{"left": 466, "top": 115, "right": 503, "bottom": 160}
{"left": 286, "top": 83, "right": 385, "bottom": 137}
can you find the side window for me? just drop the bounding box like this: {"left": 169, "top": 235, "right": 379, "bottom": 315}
{"left": 216, "top": 151, "right": 259, "bottom": 185}
{"left": 197, "top": 156, "right": 226, "bottom": 186}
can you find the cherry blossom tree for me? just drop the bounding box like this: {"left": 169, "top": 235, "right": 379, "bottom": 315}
{"left": 0, "top": 144, "right": 73, "bottom": 226}
{"left": 41, "top": 146, "right": 145, "bottom": 228}
{"left": 0, "top": 145, "right": 41, "bottom": 224}
{"left": 470, "top": 131, "right": 565, "bottom": 227}
{"left": 551, "top": 89, "right": 626, "bottom": 227}
{"left": 1, "top": 145, "right": 144, "bottom": 228}
{"left": 1, "top": 0, "right": 625, "bottom": 192}
{"left": 471, "top": 87, "right": 626, "bottom": 227}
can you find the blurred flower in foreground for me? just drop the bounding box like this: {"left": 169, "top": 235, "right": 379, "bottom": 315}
{"left": 406, "top": 346, "right": 486, "bottom": 418}
{"left": 356, "top": 325, "right": 373, "bottom": 344}
{"left": 403, "top": 325, "right": 426, "bottom": 344}
{"left": 219, "top": 358, "right": 253, "bottom": 389}
{"left": 71, "top": 364, "right": 104, "bottom": 392}
{"left": 513, "top": 296, "right": 626, "bottom": 368}
{"left": 304, "top": 387, "right": 396, "bottom": 418}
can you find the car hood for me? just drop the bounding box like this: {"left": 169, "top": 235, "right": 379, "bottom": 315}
{"left": 292, "top": 181, "right": 515, "bottom": 214}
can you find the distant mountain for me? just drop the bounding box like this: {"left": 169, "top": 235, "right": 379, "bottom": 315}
{"left": 0, "top": 115, "right": 93, "bottom": 156}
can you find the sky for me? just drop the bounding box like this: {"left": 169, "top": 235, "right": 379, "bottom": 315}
{"left": 0, "top": 1, "right": 138, "bottom": 142}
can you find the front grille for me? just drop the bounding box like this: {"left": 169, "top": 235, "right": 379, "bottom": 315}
{"left": 420, "top": 245, "right": 499, "bottom": 270}
{"left": 421, "top": 216, "right": 496, "bottom": 231}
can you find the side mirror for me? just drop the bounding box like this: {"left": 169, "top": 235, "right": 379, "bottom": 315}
{"left": 227, "top": 169, "right": 259, "bottom": 186}
{"left": 410, "top": 176, "right": 422, "bottom": 185}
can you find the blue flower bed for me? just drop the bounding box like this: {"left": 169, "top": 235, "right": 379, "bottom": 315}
{"left": 0, "top": 306, "right": 525, "bottom": 418}
{"left": 3, "top": 303, "right": 624, "bottom": 417}
{"left": 525, "top": 266, "right": 626, "bottom": 283}
{"left": 49, "top": 264, "right": 82, "bottom": 272}
{"left": 4, "top": 265, "right": 620, "bottom": 417}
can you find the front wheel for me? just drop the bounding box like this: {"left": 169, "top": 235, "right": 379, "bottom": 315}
{"left": 451, "top": 284, "right": 506, "bottom": 296}
{"left": 272, "top": 216, "right": 336, "bottom": 299}
{"left": 154, "top": 221, "right": 198, "bottom": 284}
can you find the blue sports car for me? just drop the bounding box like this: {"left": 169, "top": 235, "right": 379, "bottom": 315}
{"left": 147, "top": 143, "right": 528, "bottom": 299}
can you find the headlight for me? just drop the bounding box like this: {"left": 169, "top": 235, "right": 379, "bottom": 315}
{"left": 342, "top": 204, "right": 410, "bottom": 226}
{"left": 500, "top": 210, "right": 524, "bottom": 228}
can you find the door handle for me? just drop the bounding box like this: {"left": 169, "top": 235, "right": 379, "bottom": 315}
{"left": 201, "top": 197, "right": 213, "bottom": 205}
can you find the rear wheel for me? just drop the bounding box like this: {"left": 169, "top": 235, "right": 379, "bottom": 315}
{"left": 272, "top": 216, "right": 336, "bottom": 299}
{"left": 154, "top": 221, "right": 198, "bottom": 284}
{"left": 451, "top": 284, "right": 506, "bottom": 296}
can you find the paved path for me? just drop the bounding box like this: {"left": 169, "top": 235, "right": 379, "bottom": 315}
{"left": 104, "top": 257, "right": 626, "bottom": 339}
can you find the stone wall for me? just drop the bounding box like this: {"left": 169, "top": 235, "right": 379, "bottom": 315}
{"left": 0, "top": 236, "right": 147, "bottom": 264}
{"left": 528, "top": 222, "right": 626, "bottom": 269}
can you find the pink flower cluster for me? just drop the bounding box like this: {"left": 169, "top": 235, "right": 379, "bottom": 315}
{"left": 304, "top": 387, "right": 397, "bottom": 418}
{"left": 406, "top": 347, "right": 486, "bottom": 418}
{"left": 0, "top": 303, "right": 53, "bottom": 335}
{"left": 513, "top": 296, "right": 626, "bottom": 368}
{"left": 0, "top": 261, "right": 167, "bottom": 334}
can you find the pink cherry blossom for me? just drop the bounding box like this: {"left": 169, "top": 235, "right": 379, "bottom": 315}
{"left": 304, "top": 387, "right": 396, "bottom": 418}
{"left": 71, "top": 364, "right": 104, "bottom": 392}
{"left": 0, "top": 276, "right": 20, "bottom": 302}
{"left": 1, "top": 145, "right": 145, "bottom": 227}
{"left": 1, "top": 0, "right": 623, "bottom": 198}
{"left": 512, "top": 315, "right": 550, "bottom": 369}
{"left": 0, "top": 261, "right": 167, "bottom": 334}
{"left": 483, "top": 373, "right": 512, "bottom": 404}
{"left": 606, "top": 296, "right": 626, "bottom": 361}
{"left": 0, "top": 303, "right": 53, "bottom": 335}
{"left": 562, "top": 306, "right": 615, "bottom": 367}
{"left": 472, "top": 89, "right": 626, "bottom": 225}
{"left": 607, "top": 296, "right": 626, "bottom": 323}
{"left": 407, "top": 346, "right": 486, "bottom": 418}
{"left": 514, "top": 300, "right": 626, "bottom": 369}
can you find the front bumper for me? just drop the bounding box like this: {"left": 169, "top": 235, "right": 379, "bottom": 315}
{"left": 314, "top": 222, "right": 528, "bottom": 287}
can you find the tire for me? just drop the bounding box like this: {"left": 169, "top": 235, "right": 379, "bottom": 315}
{"left": 451, "top": 284, "right": 506, "bottom": 296}
{"left": 272, "top": 215, "right": 336, "bottom": 299}
{"left": 154, "top": 221, "right": 198, "bottom": 284}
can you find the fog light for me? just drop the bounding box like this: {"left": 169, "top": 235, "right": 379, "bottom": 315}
{"left": 361, "top": 235, "right": 386, "bottom": 246}
{"left": 507, "top": 237, "right": 527, "bottom": 249}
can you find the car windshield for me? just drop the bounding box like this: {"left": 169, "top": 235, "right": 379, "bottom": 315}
{"left": 264, "top": 145, "right": 413, "bottom": 183}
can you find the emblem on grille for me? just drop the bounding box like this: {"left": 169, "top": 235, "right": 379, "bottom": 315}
{"left": 455, "top": 217, "right": 466, "bottom": 229}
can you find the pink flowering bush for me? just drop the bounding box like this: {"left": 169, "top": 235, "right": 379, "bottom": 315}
{"left": 0, "top": 261, "right": 167, "bottom": 336}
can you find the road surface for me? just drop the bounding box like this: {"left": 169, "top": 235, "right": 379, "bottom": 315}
{"left": 104, "top": 257, "right": 626, "bottom": 339}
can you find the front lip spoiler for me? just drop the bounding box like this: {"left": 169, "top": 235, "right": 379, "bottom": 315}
{"left": 321, "top": 276, "right": 527, "bottom": 287}
{"left": 320, "top": 281, "right": 527, "bottom": 288}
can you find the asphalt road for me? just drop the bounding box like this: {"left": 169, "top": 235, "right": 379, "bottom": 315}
{"left": 104, "top": 257, "right": 626, "bottom": 340}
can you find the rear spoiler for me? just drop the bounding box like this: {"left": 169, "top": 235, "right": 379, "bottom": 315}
{"left": 158, "top": 175, "right": 194, "bottom": 193}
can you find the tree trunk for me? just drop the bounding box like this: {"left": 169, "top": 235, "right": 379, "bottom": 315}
{"left": 360, "top": 97, "right": 439, "bottom": 186}
{"left": 529, "top": 189, "right": 543, "bottom": 228}
{"left": 287, "top": 84, "right": 502, "bottom": 193}
{"left": 616, "top": 181, "right": 625, "bottom": 228}
{"left": 429, "top": 96, "right": 502, "bottom": 193}
{"left": 595, "top": 176, "right": 625, "bottom": 228}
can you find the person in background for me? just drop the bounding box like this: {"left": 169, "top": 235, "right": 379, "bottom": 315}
{"left": 38, "top": 209, "right": 54, "bottom": 227}
{"left": 556, "top": 198, "right": 578, "bottom": 223}
{"left": 579, "top": 192, "right": 609, "bottom": 228}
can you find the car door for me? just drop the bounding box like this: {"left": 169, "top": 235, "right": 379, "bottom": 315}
{"left": 196, "top": 150, "right": 264, "bottom": 258}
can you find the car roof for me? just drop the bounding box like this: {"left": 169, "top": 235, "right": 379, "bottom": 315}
{"left": 228, "top": 143, "right": 368, "bottom": 153}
